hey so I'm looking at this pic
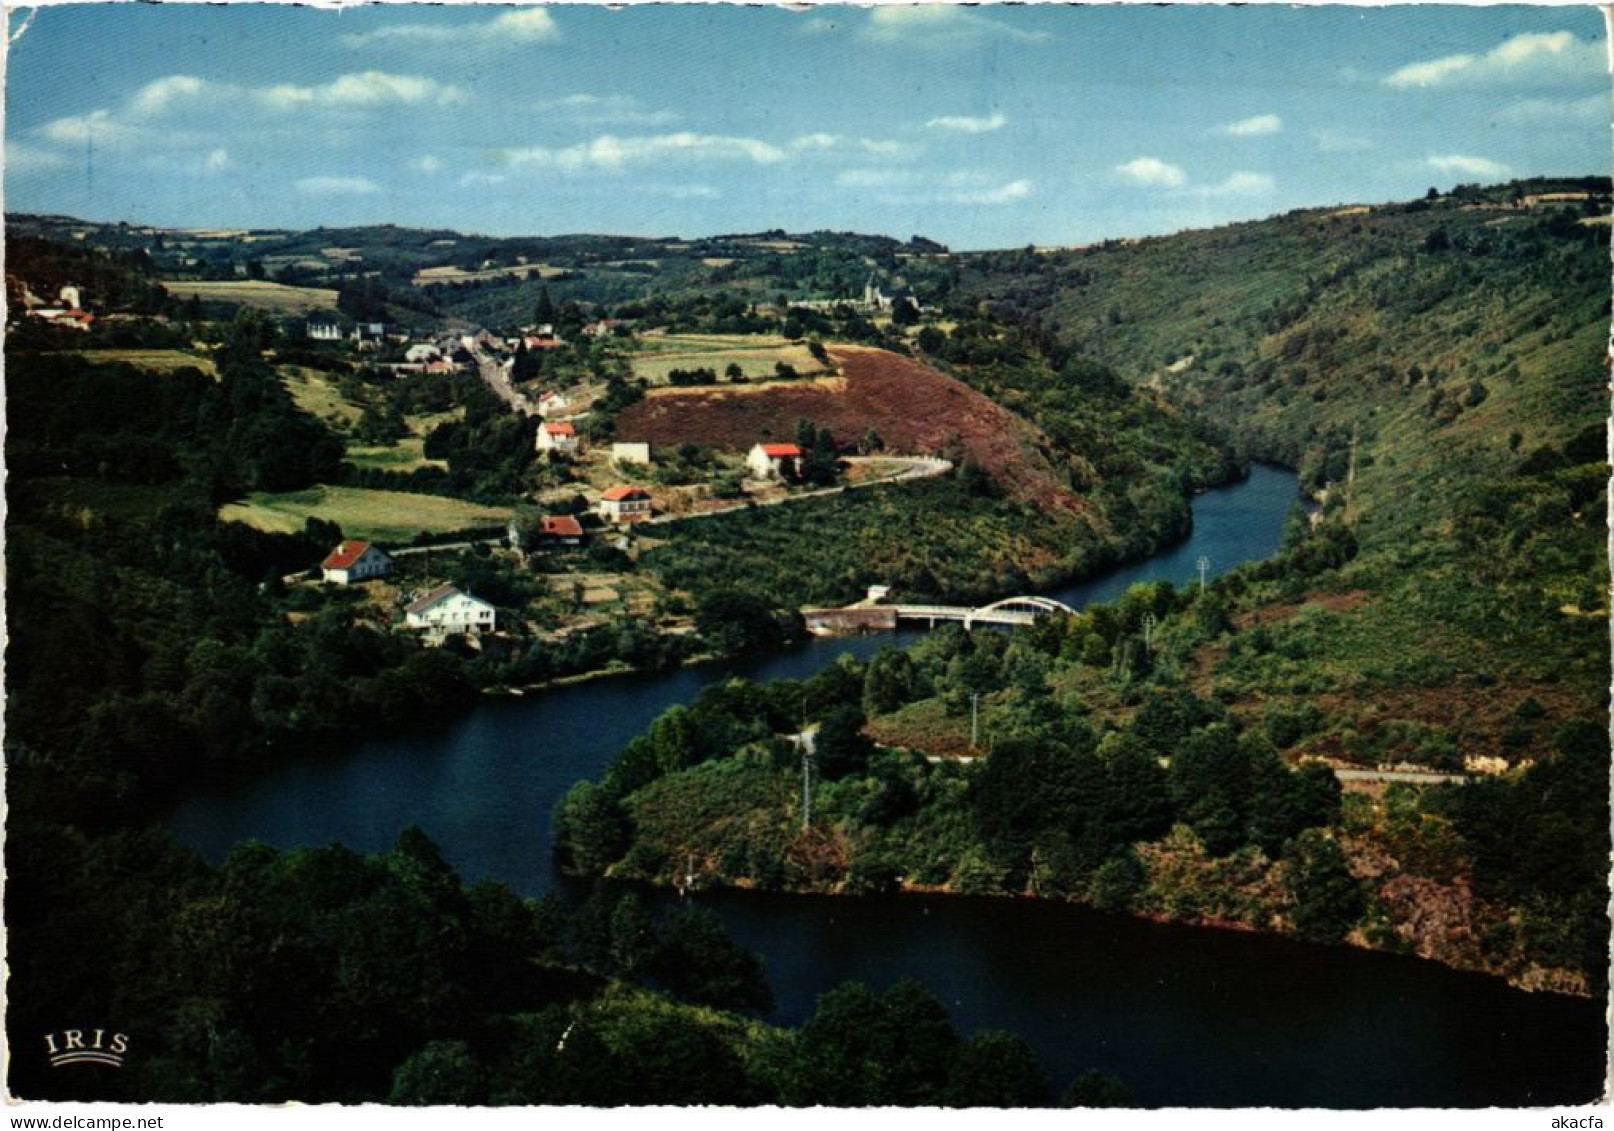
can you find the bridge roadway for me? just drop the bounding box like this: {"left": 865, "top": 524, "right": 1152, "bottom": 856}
{"left": 895, "top": 604, "right": 1040, "bottom": 627}
{"left": 893, "top": 595, "right": 1077, "bottom": 629}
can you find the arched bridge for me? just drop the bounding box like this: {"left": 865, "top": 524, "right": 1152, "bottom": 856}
{"left": 895, "top": 595, "right": 1077, "bottom": 630}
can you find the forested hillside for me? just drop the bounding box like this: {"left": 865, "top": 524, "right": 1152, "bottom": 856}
{"left": 561, "top": 181, "right": 1613, "bottom": 995}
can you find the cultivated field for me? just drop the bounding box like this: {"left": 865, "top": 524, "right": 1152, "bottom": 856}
{"left": 628, "top": 332, "right": 831, "bottom": 385}
{"left": 616, "top": 345, "right": 1076, "bottom": 505}
{"left": 412, "top": 263, "right": 569, "bottom": 287}
{"left": 67, "top": 348, "right": 219, "bottom": 378}
{"left": 162, "top": 279, "right": 340, "bottom": 313}
{"left": 220, "top": 486, "right": 511, "bottom": 543}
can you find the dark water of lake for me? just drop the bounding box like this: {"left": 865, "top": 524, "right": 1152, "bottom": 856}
{"left": 163, "top": 464, "right": 1607, "bottom": 1106}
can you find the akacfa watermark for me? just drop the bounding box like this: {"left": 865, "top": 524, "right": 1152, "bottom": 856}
{"left": 42, "top": 1028, "right": 129, "bottom": 1068}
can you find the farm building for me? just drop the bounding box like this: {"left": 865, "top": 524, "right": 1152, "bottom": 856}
{"left": 599, "top": 485, "right": 652, "bottom": 524}
{"left": 321, "top": 539, "right": 392, "bottom": 584}
{"left": 404, "top": 584, "right": 497, "bottom": 637}
{"left": 508, "top": 512, "right": 585, "bottom": 554}
{"left": 611, "top": 441, "right": 652, "bottom": 465}
{"left": 540, "top": 515, "right": 585, "bottom": 546}
{"left": 537, "top": 421, "right": 581, "bottom": 455}
{"left": 747, "top": 442, "right": 802, "bottom": 479}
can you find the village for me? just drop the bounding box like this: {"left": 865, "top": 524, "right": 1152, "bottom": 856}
{"left": 154, "top": 274, "right": 949, "bottom": 663}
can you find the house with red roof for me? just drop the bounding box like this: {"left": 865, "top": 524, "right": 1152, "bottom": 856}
{"left": 536, "top": 420, "right": 581, "bottom": 455}
{"left": 599, "top": 485, "right": 652, "bottom": 524}
{"left": 747, "top": 442, "right": 803, "bottom": 479}
{"left": 540, "top": 514, "right": 586, "bottom": 544}
{"left": 320, "top": 539, "right": 393, "bottom": 585}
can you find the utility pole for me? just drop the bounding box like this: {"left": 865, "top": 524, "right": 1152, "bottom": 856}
{"left": 801, "top": 742, "right": 813, "bottom": 833}
{"left": 970, "top": 692, "right": 980, "bottom": 748}
{"left": 1197, "top": 555, "right": 1210, "bottom": 592}
{"left": 1346, "top": 420, "right": 1360, "bottom": 520}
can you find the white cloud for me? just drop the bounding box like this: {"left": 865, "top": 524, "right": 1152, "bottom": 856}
{"left": 1385, "top": 30, "right": 1602, "bottom": 89}
{"left": 458, "top": 172, "right": 508, "bottom": 188}
{"left": 504, "top": 132, "right": 789, "bottom": 172}
{"left": 863, "top": 6, "right": 1049, "bottom": 49}
{"left": 538, "top": 93, "right": 679, "bottom": 127}
{"left": 835, "top": 169, "right": 1031, "bottom": 205}
{"left": 5, "top": 143, "right": 71, "bottom": 172}
{"left": 927, "top": 112, "right": 1007, "bottom": 134}
{"left": 200, "top": 148, "right": 230, "bottom": 173}
{"left": 800, "top": 17, "right": 840, "bottom": 37}
{"left": 859, "top": 138, "right": 916, "bottom": 157}
{"left": 489, "top": 8, "right": 562, "bottom": 43}
{"left": 952, "top": 179, "right": 1033, "bottom": 205}
{"left": 261, "top": 72, "right": 464, "bottom": 110}
{"left": 1311, "top": 128, "right": 1374, "bottom": 153}
{"left": 835, "top": 168, "right": 921, "bottom": 189}
{"left": 129, "top": 75, "right": 206, "bottom": 117}
{"left": 411, "top": 155, "right": 444, "bottom": 174}
{"left": 343, "top": 7, "right": 559, "bottom": 48}
{"left": 1427, "top": 154, "right": 1511, "bottom": 178}
{"left": 41, "top": 109, "right": 120, "bottom": 145}
{"left": 639, "top": 184, "right": 719, "bottom": 200}
{"left": 1115, "top": 157, "right": 1187, "bottom": 188}
{"left": 1192, "top": 171, "right": 1275, "bottom": 196}
{"left": 790, "top": 133, "right": 841, "bottom": 152}
{"left": 1495, "top": 94, "right": 1608, "bottom": 125}
{"left": 1217, "top": 113, "right": 1282, "bottom": 137}
{"left": 296, "top": 175, "right": 382, "bottom": 195}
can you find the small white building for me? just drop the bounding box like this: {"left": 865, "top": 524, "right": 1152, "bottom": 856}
{"left": 536, "top": 390, "right": 571, "bottom": 417}
{"left": 405, "top": 584, "right": 497, "bottom": 636}
{"left": 321, "top": 539, "right": 393, "bottom": 584}
{"left": 307, "top": 320, "right": 343, "bottom": 341}
{"left": 599, "top": 485, "right": 653, "bottom": 524}
{"left": 747, "top": 442, "right": 802, "bottom": 479}
{"left": 537, "top": 421, "right": 581, "bottom": 455}
{"left": 405, "top": 343, "right": 442, "bottom": 363}
{"left": 611, "top": 441, "right": 652, "bottom": 466}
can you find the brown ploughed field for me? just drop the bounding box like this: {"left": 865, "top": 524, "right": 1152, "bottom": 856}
{"left": 615, "top": 345, "right": 1078, "bottom": 507}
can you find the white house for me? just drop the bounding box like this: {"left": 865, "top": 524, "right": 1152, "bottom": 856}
{"left": 405, "top": 584, "right": 497, "bottom": 636}
{"left": 537, "top": 421, "right": 581, "bottom": 455}
{"left": 405, "top": 343, "right": 442, "bottom": 363}
{"left": 321, "top": 539, "right": 393, "bottom": 584}
{"left": 536, "top": 390, "right": 571, "bottom": 417}
{"left": 611, "top": 441, "right": 652, "bottom": 466}
{"left": 599, "top": 485, "right": 653, "bottom": 524}
{"left": 747, "top": 442, "right": 802, "bottom": 479}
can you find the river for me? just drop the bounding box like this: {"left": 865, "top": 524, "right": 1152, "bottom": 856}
{"left": 163, "top": 463, "right": 1606, "bottom": 1107}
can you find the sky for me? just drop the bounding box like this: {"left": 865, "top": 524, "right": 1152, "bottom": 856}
{"left": 4, "top": 3, "right": 1609, "bottom": 249}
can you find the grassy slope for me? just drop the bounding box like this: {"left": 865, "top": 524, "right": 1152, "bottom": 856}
{"left": 963, "top": 192, "right": 1610, "bottom": 728}
{"left": 220, "top": 485, "right": 510, "bottom": 542}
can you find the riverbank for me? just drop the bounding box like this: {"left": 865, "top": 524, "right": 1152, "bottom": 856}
{"left": 161, "top": 463, "right": 1609, "bottom": 1107}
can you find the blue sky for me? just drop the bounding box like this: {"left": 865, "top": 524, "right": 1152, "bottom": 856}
{"left": 5, "top": 3, "right": 1608, "bottom": 249}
